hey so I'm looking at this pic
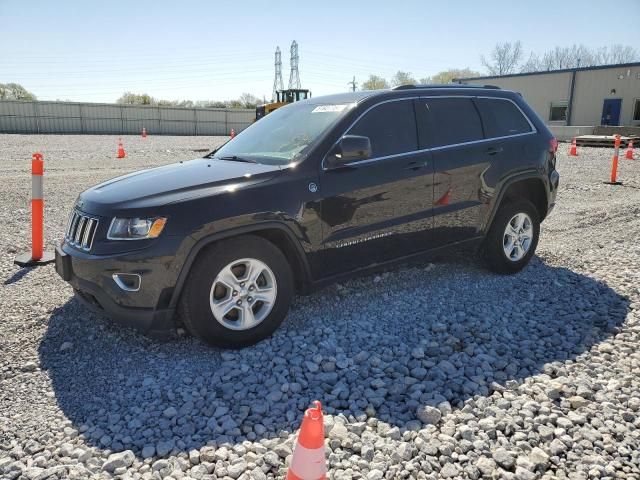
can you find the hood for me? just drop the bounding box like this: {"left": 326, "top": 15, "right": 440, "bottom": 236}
{"left": 77, "top": 158, "right": 281, "bottom": 214}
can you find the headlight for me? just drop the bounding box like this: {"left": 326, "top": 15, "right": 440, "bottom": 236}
{"left": 107, "top": 217, "right": 167, "bottom": 240}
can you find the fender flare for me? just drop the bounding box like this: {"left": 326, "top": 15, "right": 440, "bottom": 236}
{"left": 482, "top": 171, "right": 549, "bottom": 234}
{"left": 168, "top": 221, "right": 313, "bottom": 308}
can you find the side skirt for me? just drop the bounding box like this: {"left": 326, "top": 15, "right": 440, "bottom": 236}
{"left": 306, "top": 235, "right": 484, "bottom": 293}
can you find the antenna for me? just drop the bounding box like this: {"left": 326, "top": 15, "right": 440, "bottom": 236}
{"left": 347, "top": 76, "right": 357, "bottom": 92}
{"left": 288, "top": 40, "right": 301, "bottom": 90}
{"left": 273, "top": 47, "right": 284, "bottom": 101}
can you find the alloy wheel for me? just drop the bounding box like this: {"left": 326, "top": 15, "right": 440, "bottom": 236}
{"left": 209, "top": 258, "right": 277, "bottom": 331}
{"left": 503, "top": 212, "right": 533, "bottom": 262}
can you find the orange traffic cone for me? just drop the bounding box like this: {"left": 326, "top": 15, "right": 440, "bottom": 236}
{"left": 230, "top": 128, "right": 236, "bottom": 139}
{"left": 117, "top": 139, "right": 126, "bottom": 159}
{"left": 569, "top": 137, "right": 578, "bottom": 156}
{"left": 142, "top": 127, "right": 147, "bottom": 138}
{"left": 435, "top": 188, "right": 451, "bottom": 206}
{"left": 287, "top": 401, "right": 326, "bottom": 480}
{"left": 625, "top": 140, "right": 634, "bottom": 160}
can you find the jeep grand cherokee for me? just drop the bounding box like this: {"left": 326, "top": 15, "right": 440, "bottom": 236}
{"left": 56, "top": 84, "right": 559, "bottom": 348}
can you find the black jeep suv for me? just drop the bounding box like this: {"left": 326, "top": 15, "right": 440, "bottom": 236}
{"left": 56, "top": 85, "right": 559, "bottom": 348}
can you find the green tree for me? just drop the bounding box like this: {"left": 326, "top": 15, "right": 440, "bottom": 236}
{"left": 238, "top": 93, "right": 261, "bottom": 109}
{"left": 361, "top": 74, "right": 390, "bottom": 90}
{"left": 391, "top": 71, "right": 416, "bottom": 87}
{"left": 0, "top": 83, "right": 37, "bottom": 100}
{"left": 226, "top": 99, "right": 244, "bottom": 109}
{"left": 195, "top": 100, "right": 227, "bottom": 108}
{"left": 420, "top": 68, "right": 482, "bottom": 84}
{"left": 116, "top": 92, "right": 154, "bottom": 105}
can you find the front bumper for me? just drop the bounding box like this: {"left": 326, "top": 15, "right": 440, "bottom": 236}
{"left": 55, "top": 243, "right": 179, "bottom": 336}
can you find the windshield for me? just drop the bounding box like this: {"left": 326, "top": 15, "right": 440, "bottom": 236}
{"left": 213, "top": 102, "right": 355, "bottom": 165}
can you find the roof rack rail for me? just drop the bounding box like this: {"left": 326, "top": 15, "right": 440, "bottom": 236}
{"left": 391, "top": 83, "right": 501, "bottom": 90}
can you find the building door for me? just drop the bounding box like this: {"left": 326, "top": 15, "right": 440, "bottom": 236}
{"left": 601, "top": 99, "right": 622, "bottom": 126}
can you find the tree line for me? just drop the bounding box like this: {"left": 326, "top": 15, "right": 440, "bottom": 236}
{"left": 115, "top": 92, "right": 262, "bottom": 109}
{"left": 360, "top": 42, "right": 638, "bottom": 90}
{"left": 361, "top": 68, "right": 483, "bottom": 90}
{"left": 482, "top": 42, "right": 638, "bottom": 76}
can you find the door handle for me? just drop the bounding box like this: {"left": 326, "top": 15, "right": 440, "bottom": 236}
{"left": 486, "top": 147, "right": 503, "bottom": 155}
{"left": 404, "top": 161, "right": 428, "bottom": 171}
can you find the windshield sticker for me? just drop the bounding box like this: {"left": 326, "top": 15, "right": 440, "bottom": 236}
{"left": 312, "top": 104, "right": 350, "bottom": 113}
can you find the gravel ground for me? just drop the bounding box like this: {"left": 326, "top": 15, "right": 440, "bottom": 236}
{"left": 1, "top": 134, "right": 639, "bottom": 480}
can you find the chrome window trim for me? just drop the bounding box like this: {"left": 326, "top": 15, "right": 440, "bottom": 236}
{"left": 321, "top": 94, "right": 537, "bottom": 171}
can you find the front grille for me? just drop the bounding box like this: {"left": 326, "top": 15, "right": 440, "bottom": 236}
{"left": 66, "top": 210, "right": 99, "bottom": 251}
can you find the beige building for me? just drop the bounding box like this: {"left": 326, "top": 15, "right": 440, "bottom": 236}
{"left": 457, "top": 62, "right": 640, "bottom": 127}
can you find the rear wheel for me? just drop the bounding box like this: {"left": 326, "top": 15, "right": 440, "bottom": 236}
{"left": 178, "top": 235, "right": 294, "bottom": 348}
{"left": 484, "top": 198, "right": 540, "bottom": 274}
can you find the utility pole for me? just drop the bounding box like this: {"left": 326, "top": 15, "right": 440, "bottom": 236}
{"left": 347, "top": 76, "right": 357, "bottom": 92}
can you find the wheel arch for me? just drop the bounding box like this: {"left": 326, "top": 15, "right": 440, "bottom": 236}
{"left": 168, "top": 222, "right": 312, "bottom": 309}
{"left": 484, "top": 173, "right": 549, "bottom": 234}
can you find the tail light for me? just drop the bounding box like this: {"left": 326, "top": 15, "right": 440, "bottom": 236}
{"left": 549, "top": 137, "right": 558, "bottom": 153}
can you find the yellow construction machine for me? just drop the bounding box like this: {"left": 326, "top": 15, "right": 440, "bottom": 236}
{"left": 255, "top": 89, "right": 311, "bottom": 120}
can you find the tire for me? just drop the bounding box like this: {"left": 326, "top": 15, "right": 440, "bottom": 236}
{"left": 484, "top": 198, "right": 540, "bottom": 274}
{"left": 178, "top": 235, "right": 294, "bottom": 348}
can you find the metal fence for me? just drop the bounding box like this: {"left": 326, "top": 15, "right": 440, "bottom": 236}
{"left": 0, "top": 100, "right": 255, "bottom": 135}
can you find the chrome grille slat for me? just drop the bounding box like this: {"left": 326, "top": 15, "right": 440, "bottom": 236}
{"left": 66, "top": 211, "right": 76, "bottom": 238}
{"left": 68, "top": 213, "right": 80, "bottom": 239}
{"left": 82, "top": 218, "right": 94, "bottom": 247}
{"left": 65, "top": 210, "right": 99, "bottom": 251}
{"left": 74, "top": 217, "right": 86, "bottom": 244}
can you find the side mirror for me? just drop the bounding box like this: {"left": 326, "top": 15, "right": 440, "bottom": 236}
{"left": 326, "top": 135, "right": 372, "bottom": 168}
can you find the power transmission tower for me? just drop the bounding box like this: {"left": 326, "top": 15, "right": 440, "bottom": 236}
{"left": 272, "top": 47, "right": 284, "bottom": 101}
{"left": 288, "top": 40, "right": 301, "bottom": 89}
{"left": 348, "top": 76, "right": 357, "bottom": 92}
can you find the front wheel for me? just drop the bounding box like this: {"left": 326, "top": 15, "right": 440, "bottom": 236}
{"left": 484, "top": 198, "right": 540, "bottom": 274}
{"left": 178, "top": 235, "right": 294, "bottom": 348}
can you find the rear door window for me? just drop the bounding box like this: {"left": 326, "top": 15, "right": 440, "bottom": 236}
{"left": 417, "top": 97, "right": 484, "bottom": 148}
{"left": 348, "top": 100, "right": 418, "bottom": 158}
{"left": 475, "top": 97, "right": 533, "bottom": 138}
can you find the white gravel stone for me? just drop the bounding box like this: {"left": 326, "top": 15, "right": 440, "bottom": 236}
{"left": 102, "top": 450, "right": 135, "bottom": 472}
{"left": 416, "top": 405, "right": 441, "bottom": 425}
{"left": 529, "top": 446, "right": 550, "bottom": 468}
{"left": 366, "top": 469, "right": 384, "bottom": 480}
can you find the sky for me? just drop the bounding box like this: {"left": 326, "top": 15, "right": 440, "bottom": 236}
{"left": 1, "top": 0, "right": 639, "bottom": 103}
